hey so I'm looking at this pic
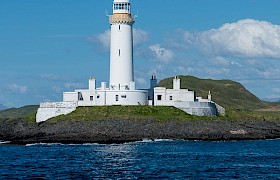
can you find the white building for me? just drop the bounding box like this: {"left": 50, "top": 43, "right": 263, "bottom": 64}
{"left": 36, "top": 0, "right": 224, "bottom": 123}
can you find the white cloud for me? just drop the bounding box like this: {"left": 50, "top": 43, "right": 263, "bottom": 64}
{"left": 149, "top": 44, "right": 174, "bottom": 63}
{"left": 51, "top": 86, "right": 63, "bottom": 93}
{"left": 135, "top": 77, "right": 147, "bottom": 85}
{"left": 64, "top": 83, "right": 85, "bottom": 89}
{"left": 87, "top": 28, "right": 149, "bottom": 51}
{"left": 273, "top": 88, "right": 280, "bottom": 93}
{"left": 211, "top": 56, "right": 231, "bottom": 66}
{"left": 86, "top": 29, "right": 111, "bottom": 50}
{"left": 39, "top": 74, "right": 68, "bottom": 81}
{"left": 7, "top": 84, "right": 28, "bottom": 94}
{"left": 196, "top": 19, "right": 280, "bottom": 59}
{"left": 133, "top": 28, "right": 149, "bottom": 46}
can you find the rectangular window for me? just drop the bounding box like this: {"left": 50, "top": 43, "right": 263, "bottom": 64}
{"left": 119, "top": 49, "right": 121, "bottom": 56}
{"left": 90, "top": 96, "right": 93, "bottom": 101}
{"left": 97, "top": 95, "right": 100, "bottom": 99}
{"left": 169, "top": 96, "right": 173, "bottom": 101}
{"left": 78, "top": 92, "right": 84, "bottom": 101}
{"left": 121, "top": 95, "right": 126, "bottom": 98}
{"left": 116, "top": 95, "right": 119, "bottom": 101}
{"left": 157, "top": 95, "right": 162, "bottom": 101}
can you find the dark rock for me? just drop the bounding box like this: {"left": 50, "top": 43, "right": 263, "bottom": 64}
{"left": 1, "top": 118, "right": 280, "bottom": 144}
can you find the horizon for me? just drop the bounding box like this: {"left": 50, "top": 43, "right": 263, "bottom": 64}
{"left": 1, "top": 0, "right": 280, "bottom": 107}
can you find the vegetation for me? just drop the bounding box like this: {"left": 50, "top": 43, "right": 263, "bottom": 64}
{"left": 0, "top": 105, "right": 38, "bottom": 123}
{"left": 157, "top": 75, "right": 270, "bottom": 110}
{"left": 48, "top": 106, "right": 211, "bottom": 123}
{"left": 1, "top": 76, "right": 279, "bottom": 123}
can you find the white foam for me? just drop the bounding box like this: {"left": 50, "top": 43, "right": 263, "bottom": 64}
{"left": 0, "top": 140, "right": 11, "bottom": 144}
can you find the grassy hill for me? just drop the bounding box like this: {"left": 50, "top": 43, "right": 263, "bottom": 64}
{"left": 157, "top": 75, "right": 269, "bottom": 110}
{"left": 0, "top": 105, "right": 38, "bottom": 119}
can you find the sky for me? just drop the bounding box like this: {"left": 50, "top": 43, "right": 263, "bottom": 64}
{"left": 1, "top": 0, "right": 280, "bottom": 107}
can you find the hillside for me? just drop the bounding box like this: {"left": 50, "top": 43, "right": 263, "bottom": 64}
{"left": 157, "top": 75, "right": 269, "bottom": 110}
{"left": 0, "top": 105, "right": 38, "bottom": 119}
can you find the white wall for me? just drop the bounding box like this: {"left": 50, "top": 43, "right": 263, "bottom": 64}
{"left": 36, "top": 102, "right": 78, "bottom": 123}
{"left": 154, "top": 87, "right": 195, "bottom": 106}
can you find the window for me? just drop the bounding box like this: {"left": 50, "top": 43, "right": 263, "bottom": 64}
{"left": 169, "top": 96, "right": 173, "bottom": 101}
{"left": 97, "top": 95, "right": 100, "bottom": 99}
{"left": 78, "top": 92, "right": 84, "bottom": 101}
{"left": 116, "top": 95, "right": 119, "bottom": 101}
{"left": 119, "top": 49, "right": 121, "bottom": 56}
{"left": 90, "top": 96, "right": 93, "bottom": 101}
{"left": 121, "top": 95, "right": 126, "bottom": 98}
{"left": 157, "top": 95, "right": 162, "bottom": 101}
{"left": 119, "top": 25, "right": 120, "bottom": 30}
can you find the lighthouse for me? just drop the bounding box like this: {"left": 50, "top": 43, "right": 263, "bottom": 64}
{"left": 109, "top": 0, "right": 134, "bottom": 90}
{"left": 36, "top": 0, "right": 224, "bottom": 123}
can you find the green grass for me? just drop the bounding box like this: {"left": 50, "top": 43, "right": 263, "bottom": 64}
{"left": 157, "top": 75, "right": 269, "bottom": 110}
{"left": 48, "top": 106, "right": 216, "bottom": 123}
{"left": 1, "top": 105, "right": 280, "bottom": 124}
{"left": 0, "top": 105, "right": 38, "bottom": 123}
{"left": 223, "top": 109, "right": 280, "bottom": 121}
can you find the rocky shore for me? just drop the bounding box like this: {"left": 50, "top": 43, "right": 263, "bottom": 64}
{"left": 1, "top": 118, "right": 280, "bottom": 144}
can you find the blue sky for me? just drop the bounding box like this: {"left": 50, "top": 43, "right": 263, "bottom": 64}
{"left": 1, "top": 0, "right": 280, "bottom": 107}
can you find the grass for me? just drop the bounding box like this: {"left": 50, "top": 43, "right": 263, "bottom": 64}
{"left": 49, "top": 106, "right": 213, "bottom": 123}
{"left": 0, "top": 105, "right": 38, "bottom": 123}
{"left": 157, "top": 75, "right": 269, "bottom": 110}
{"left": 48, "top": 106, "right": 280, "bottom": 123}
{"left": 1, "top": 105, "right": 280, "bottom": 124}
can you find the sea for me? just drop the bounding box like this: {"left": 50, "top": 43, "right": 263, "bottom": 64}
{"left": 0, "top": 139, "right": 280, "bottom": 179}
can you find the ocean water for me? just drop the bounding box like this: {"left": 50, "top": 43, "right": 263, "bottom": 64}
{"left": 0, "top": 139, "right": 280, "bottom": 179}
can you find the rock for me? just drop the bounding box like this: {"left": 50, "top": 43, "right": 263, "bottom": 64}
{"left": 1, "top": 118, "right": 280, "bottom": 144}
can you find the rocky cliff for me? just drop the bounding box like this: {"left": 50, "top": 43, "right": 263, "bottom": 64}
{"left": 1, "top": 117, "right": 280, "bottom": 144}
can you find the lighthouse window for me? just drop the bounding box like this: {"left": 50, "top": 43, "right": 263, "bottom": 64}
{"left": 119, "top": 49, "right": 121, "bottom": 56}
{"left": 121, "top": 95, "right": 127, "bottom": 98}
{"left": 116, "top": 95, "right": 119, "bottom": 101}
{"left": 169, "top": 96, "right": 173, "bottom": 101}
{"left": 90, "top": 96, "right": 93, "bottom": 101}
{"left": 119, "top": 25, "right": 120, "bottom": 30}
{"left": 157, "top": 95, "right": 162, "bottom": 101}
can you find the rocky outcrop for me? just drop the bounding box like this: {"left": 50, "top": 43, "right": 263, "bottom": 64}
{"left": 1, "top": 118, "right": 280, "bottom": 144}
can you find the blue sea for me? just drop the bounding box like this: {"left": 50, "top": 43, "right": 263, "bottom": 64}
{"left": 0, "top": 139, "right": 280, "bottom": 179}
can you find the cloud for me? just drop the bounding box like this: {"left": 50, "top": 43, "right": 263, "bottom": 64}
{"left": 133, "top": 28, "right": 149, "bottom": 46}
{"left": 273, "top": 88, "right": 280, "bottom": 93}
{"left": 64, "top": 83, "right": 85, "bottom": 89}
{"left": 196, "top": 19, "right": 280, "bottom": 59}
{"left": 149, "top": 44, "right": 174, "bottom": 63}
{"left": 135, "top": 77, "right": 147, "bottom": 85}
{"left": 39, "top": 74, "right": 68, "bottom": 81}
{"left": 86, "top": 28, "right": 149, "bottom": 51}
{"left": 7, "top": 84, "right": 28, "bottom": 94}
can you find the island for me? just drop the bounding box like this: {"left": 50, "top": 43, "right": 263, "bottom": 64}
{"left": 1, "top": 76, "right": 280, "bottom": 144}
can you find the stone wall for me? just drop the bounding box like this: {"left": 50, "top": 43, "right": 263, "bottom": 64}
{"left": 174, "top": 101, "right": 218, "bottom": 117}
{"left": 36, "top": 102, "right": 78, "bottom": 123}
{"left": 214, "top": 103, "right": 226, "bottom": 116}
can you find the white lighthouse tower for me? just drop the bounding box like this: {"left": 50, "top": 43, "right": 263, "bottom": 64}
{"left": 109, "top": 0, "right": 134, "bottom": 90}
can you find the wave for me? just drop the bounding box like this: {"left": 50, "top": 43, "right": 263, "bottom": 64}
{"left": 25, "top": 143, "right": 65, "bottom": 147}
{"left": 0, "top": 140, "right": 11, "bottom": 144}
